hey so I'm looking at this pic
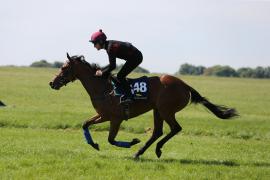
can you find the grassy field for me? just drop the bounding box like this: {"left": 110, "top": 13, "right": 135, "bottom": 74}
{"left": 0, "top": 67, "right": 270, "bottom": 179}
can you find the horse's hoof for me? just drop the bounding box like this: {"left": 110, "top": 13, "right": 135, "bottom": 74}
{"left": 130, "top": 138, "right": 141, "bottom": 146}
{"left": 133, "top": 153, "right": 140, "bottom": 160}
{"left": 156, "top": 149, "right": 162, "bottom": 158}
{"left": 91, "top": 143, "right": 100, "bottom": 151}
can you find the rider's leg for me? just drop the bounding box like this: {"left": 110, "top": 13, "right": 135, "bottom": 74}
{"left": 117, "top": 52, "right": 143, "bottom": 102}
{"left": 118, "top": 77, "right": 133, "bottom": 100}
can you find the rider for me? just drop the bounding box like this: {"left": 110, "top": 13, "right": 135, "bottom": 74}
{"left": 89, "top": 29, "right": 143, "bottom": 103}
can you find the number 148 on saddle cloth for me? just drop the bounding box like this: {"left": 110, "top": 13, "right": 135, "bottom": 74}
{"left": 113, "top": 76, "right": 149, "bottom": 100}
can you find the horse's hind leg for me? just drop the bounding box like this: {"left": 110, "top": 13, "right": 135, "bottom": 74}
{"left": 155, "top": 113, "right": 182, "bottom": 158}
{"left": 134, "top": 109, "right": 164, "bottom": 158}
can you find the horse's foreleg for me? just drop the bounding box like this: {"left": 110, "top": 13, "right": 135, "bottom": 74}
{"left": 82, "top": 114, "right": 101, "bottom": 129}
{"left": 108, "top": 120, "right": 140, "bottom": 148}
{"left": 82, "top": 114, "right": 106, "bottom": 150}
{"left": 134, "top": 109, "right": 164, "bottom": 158}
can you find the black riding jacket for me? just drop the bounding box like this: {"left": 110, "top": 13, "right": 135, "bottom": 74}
{"left": 101, "top": 40, "right": 142, "bottom": 76}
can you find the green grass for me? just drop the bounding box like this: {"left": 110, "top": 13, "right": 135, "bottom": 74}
{"left": 1, "top": 128, "right": 269, "bottom": 180}
{"left": 0, "top": 67, "right": 270, "bottom": 179}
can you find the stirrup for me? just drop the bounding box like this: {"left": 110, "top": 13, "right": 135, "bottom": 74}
{"left": 120, "top": 95, "right": 133, "bottom": 104}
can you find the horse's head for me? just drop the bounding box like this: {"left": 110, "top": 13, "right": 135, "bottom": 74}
{"left": 49, "top": 53, "right": 101, "bottom": 90}
{"left": 49, "top": 53, "right": 77, "bottom": 90}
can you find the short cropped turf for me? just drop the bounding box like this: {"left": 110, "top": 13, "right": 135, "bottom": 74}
{"left": 0, "top": 67, "right": 269, "bottom": 179}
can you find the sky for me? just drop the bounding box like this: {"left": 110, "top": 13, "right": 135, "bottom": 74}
{"left": 0, "top": 0, "right": 270, "bottom": 73}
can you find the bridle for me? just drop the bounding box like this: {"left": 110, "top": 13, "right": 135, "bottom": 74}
{"left": 56, "top": 61, "right": 76, "bottom": 87}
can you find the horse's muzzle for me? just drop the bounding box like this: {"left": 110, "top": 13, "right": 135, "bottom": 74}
{"left": 49, "top": 81, "right": 60, "bottom": 90}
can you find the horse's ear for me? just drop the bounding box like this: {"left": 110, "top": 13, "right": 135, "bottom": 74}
{"left": 67, "top": 53, "right": 72, "bottom": 61}
{"left": 80, "top": 56, "right": 85, "bottom": 61}
{"left": 66, "top": 52, "right": 75, "bottom": 64}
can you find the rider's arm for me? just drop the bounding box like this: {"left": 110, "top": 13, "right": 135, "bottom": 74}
{"left": 101, "top": 55, "right": 116, "bottom": 77}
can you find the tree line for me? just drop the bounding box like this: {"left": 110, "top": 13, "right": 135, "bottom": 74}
{"left": 30, "top": 60, "right": 270, "bottom": 78}
{"left": 30, "top": 60, "right": 149, "bottom": 73}
{"left": 177, "top": 63, "right": 270, "bottom": 79}
{"left": 30, "top": 60, "right": 64, "bottom": 68}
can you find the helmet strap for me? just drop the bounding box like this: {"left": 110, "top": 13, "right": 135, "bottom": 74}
{"left": 98, "top": 40, "right": 106, "bottom": 48}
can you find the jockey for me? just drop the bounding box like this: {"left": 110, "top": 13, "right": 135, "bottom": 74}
{"left": 89, "top": 29, "right": 143, "bottom": 103}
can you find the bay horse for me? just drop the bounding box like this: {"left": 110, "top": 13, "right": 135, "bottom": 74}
{"left": 49, "top": 53, "right": 238, "bottom": 158}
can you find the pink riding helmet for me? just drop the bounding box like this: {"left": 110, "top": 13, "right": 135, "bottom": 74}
{"left": 90, "top": 29, "right": 107, "bottom": 43}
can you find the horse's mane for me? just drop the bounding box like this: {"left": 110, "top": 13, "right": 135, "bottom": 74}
{"left": 70, "top": 55, "right": 99, "bottom": 71}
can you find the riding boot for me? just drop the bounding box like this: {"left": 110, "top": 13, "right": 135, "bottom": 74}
{"left": 119, "top": 79, "right": 133, "bottom": 104}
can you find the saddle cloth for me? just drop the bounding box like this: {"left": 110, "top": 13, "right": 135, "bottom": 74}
{"left": 112, "top": 76, "right": 149, "bottom": 100}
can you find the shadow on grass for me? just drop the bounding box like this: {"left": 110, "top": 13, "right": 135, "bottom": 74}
{"left": 179, "top": 159, "right": 239, "bottom": 166}
{"left": 131, "top": 158, "right": 239, "bottom": 167}
{"left": 99, "top": 153, "right": 270, "bottom": 167}
{"left": 179, "top": 159, "right": 270, "bottom": 167}
{"left": 125, "top": 157, "right": 270, "bottom": 167}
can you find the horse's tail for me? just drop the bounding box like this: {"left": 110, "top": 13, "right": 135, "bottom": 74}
{"left": 188, "top": 86, "right": 238, "bottom": 119}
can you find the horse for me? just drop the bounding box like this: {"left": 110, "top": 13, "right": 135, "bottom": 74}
{"left": 49, "top": 53, "right": 238, "bottom": 158}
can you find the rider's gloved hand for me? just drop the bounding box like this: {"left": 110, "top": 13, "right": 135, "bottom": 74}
{"left": 95, "top": 70, "right": 103, "bottom": 76}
